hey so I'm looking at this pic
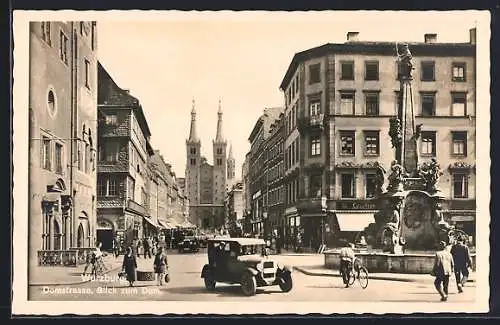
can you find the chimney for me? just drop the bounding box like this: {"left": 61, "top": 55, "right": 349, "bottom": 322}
{"left": 424, "top": 33, "right": 437, "bottom": 44}
{"left": 469, "top": 28, "right": 476, "bottom": 44}
{"left": 346, "top": 32, "right": 360, "bottom": 42}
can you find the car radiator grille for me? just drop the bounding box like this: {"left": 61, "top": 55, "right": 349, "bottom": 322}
{"left": 263, "top": 272, "right": 275, "bottom": 278}
{"left": 263, "top": 261, "right": 274, "bottom": 268}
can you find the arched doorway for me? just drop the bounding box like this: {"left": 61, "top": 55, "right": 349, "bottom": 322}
{"left": 77, "top": 223, "right": 85, "bottom": 248}
{"left": 53, "top": 219, "right": 62, "bottom": 250}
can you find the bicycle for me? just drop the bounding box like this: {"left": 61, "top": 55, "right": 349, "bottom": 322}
{"left": 343, "top": 257, "right": 369, "bottom": 289}
{"left": 92, "top": 256, "right": 108, "bottom": 276}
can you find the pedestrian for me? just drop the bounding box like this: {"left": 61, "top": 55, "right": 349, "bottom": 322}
{"left": 339, "top": 243, "right": 356, "bottom": 288}
{"left": 153, "top": 247, "right": 168, "bottom": 286}
{"left": 450, "top": 237, "right": 473, "bottom": 293}
{"left": 143, "top": 237, "right": 151, "bottom": 259}
{"left": 432, "top": 241, "right": 455, "bottom": 301}
{"left": 122, "top": 246, "right": 137, "bottom": 287}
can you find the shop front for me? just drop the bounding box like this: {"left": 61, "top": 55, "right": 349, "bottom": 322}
{"left": 284, "top": 206, "right": 300, "bottom": 250}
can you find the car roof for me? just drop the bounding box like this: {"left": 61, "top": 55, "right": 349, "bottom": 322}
{"left": 207, "top": 237, "right": 266, "bottom": 245}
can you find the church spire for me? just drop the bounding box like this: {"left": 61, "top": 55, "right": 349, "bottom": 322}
{"left": 188, "top": 97, "right": 199, "bottom": 142}
{"left": 228, "top": 142, "right": 233, "bottom": 159}
{"left": 215, "top": 97, "right": 225, "bottom": 142}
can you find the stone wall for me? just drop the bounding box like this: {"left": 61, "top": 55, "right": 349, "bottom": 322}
{"left": 324, "top": 251, "right": 476, "bottom": 274}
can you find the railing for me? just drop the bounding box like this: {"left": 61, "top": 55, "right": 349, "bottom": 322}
{"left": 37, "top": 248, "right": 94, "bottom": 267}
{"left": 310, "top": 114, "right": 324, "bottom": 127}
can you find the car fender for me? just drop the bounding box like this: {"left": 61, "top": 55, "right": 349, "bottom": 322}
{"left": 243, "top": 267, "right": 258, "bottom": 277}
{"left": 201, "top": 264, "right": 214, "bottom": 278}
{"left": 280, "top": 265, "right": 293, "bottom": 273}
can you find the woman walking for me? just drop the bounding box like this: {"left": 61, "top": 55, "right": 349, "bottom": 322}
{"left": 122, "top": 247, "right": 137, "bottom": 287}
{"left": 153, "top": 247, "right": 168, "bottom": 286}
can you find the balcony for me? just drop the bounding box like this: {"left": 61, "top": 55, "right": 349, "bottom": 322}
{"left": 296, "top": 196, "right": 327, "bottom": 214}
{"left": 298, "top": 114, "right": 325, "bottom": 133}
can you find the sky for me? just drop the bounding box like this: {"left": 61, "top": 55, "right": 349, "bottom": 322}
{"left": 96, "top": 11, "right": 485, "bottom": 179}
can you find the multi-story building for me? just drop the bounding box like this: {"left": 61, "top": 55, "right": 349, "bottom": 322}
{"left": 263, "top": 113, "right": 286, "bottom": 242}
{"left": 241, "top": 152, "right": 252, "bottom": 234}
{"left": 185, "top": 100, "right": 232, "bottom": 231}
{"left": 248, "top": 107, "right": 283, "bottom": 237}
{"left": 96, "top": 62, "right": 155, "bottom": 251}
{"left": 278, "top": 30, "right": 477, "bottom": 249}
{"left": 29, "top": 21, "right": 98, "bottom": 268}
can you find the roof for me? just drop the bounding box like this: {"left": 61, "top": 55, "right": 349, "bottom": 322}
{"left": 279, "top": 41, "right": 476, "bottom": 90}
{"left": 207, "top": 237, "right": 266, "bottom": 245}
{"left": 98, "top": 61, "right": 152, "bottom": 138}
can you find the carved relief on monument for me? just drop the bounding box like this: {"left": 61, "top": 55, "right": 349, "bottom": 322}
{"left": 401, "top": 192, "right": 437, "bottom": 249}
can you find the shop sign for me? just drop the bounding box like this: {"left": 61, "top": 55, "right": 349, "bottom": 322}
{"left": 335, "top": 200, "right": 377, "bottom": 211}
{"left": 451, "top": 215, "right": 475, "bottom": 222}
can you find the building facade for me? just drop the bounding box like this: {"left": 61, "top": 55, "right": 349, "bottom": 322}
{"left": 96, "top": 63, "right": 155, "bottom": 251}
{"left": 225, "top": 182, "right": 244, "bottom": 235}
{"left": 185, "top": 100, "right": 230, "bottom": 231}
{"left": 241, "top": 152, "right": 252, "bottom": 233}
{"left": 277, "top": 30, "right": 477, "bottom": 249}
{"left": 29, "top": 21, "right": 98, "bottom": 267}
{"left": 247, "top": 107, "right": 284, "bottom": 238}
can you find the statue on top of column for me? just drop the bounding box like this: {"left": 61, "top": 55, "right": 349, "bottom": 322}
{"left": 397, "top": 43, "right": 414, "bottom": 79}
{"left": 418, "top": 158, "right": 443, "bottom": 193}
{"left": 387, "top": 160, "right": 406, "bottom": 192}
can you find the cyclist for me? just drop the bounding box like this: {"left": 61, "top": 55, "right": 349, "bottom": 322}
{"left": 339, "top": 242, "right": 356, "bottom": 288}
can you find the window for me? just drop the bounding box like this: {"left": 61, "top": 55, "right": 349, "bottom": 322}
{"left": 217, "top": 148, "right": 223, "bottom": 155}
{"left": 310, "top": 101, "right": 321, "bottom": 116}
{"left": 421, "top": 131, "right": 436, "bottom": 156}
{"left": 127, "top": 177, "right": 135, "bottom": 200}
{"left": 310, "top": 136, "right": 321, "bottom": 156}
{"left": 42, "top": 137, "right": 51, "bottom": 170}
{"left": 84, "top": 59, "right": 91, "bottom": 89}
{"left": 365, "top": 61, "right": 379, "bottom": 80}
{"left": 364, "top": 131, "right": 379, "bottom": 155}
{"left": 341, "top": 61, "right": 354, "bottom": 80}
{"left": 105, "top": 114, "right": 117, "bottom": 125}
{"left": 108, "top": 179, "right": 118, "bottom": 196}
{"left": 47, "top": 90, "right": 56, "bottom": 116}
{"left": 365, "top": 173, "right": 377, "bottom": 198}
{"left": 59, "top": 31, "right": 68, "bottom": 65}
{"left": 190, "top": 147, "right": 196, "bottom": 155}
{"left": 309, "top": 63, "right": 321, "bottom": 84}
{"left": 190, "top": 158, "right": 196, "bottom": 165}
{"left": 97, "top": 179, "right": 107, "bottom": 196}
{"left": 452, "top": 131, "right": 467, "bottom": 156}
{"left": 421, "top": 92, "right": 436, "bottom": 116}
{"left": 340, "top": 92, "right": 355, "bottom": 115}
{"left": 309, "top": 174, "right": 322, "bottom": 197}
{"left": 55, "top": 143, "right": 63, "bottom": 174}
{"left": 340, "top": 131, "right": 355, "bottom": 155}
{"left": 451, "top": 92, "right": 467, "bottom": 116}
{"left": 104, "top": 142, "right": 119, "bottom": 162}
{"left": 421, "top": 61, "right": 435, "bottom": 81}
{"left": 453, "top": 173, "right": 468, "bottom": 198}
{"left": 365, "top": 92, "right": 379, "bottom": 116}
{"left": 295, "top": 75, "right": 299, "bottom": 94}
{"left": 85, "top": 143, "right": 90, "bottom": 173}
{"left": 217, "top": 158, "right": 222, "bottom": 166}
{"left": 341, "top": 174, "right": 355, "bottom": 198}
{"left": 41, "top": 22, "right": 51, "bottom": 45}
{"left": 91, "top": 22, "right": 96, "bottom": 51}
{"left": 452, "top": 62, "right": 466, "bottom": 82}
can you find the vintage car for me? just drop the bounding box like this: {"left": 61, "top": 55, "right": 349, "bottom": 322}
{"left": 200, "top": 238, "right": 293, "bottom": 296}
{"left": 178, "top": 236, "right": 200, "bottom": 253}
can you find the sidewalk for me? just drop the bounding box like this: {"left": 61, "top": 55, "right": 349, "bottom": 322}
{"left": 30, "top": 254, "right": 124, "bottom": 286}
{"left": 293, "top": 264, "right": 476, "bottom": 284}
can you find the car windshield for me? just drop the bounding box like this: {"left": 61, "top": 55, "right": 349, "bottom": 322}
{"left": 240, "top": 244, "right": 265, "bottom": 255}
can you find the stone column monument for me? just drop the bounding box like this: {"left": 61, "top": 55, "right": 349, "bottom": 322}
{"left": 368, "top": 43, "right": 453, "bottom": 253}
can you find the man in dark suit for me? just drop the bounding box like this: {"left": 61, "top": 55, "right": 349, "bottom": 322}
{"left": 451, "top": 237, "right": 473, "bottom": 293}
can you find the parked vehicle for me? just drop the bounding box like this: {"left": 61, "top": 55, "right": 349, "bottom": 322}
{"left": 177, "top": 235, "right": 200, "bottom": 253}
{"left": 200, "top": 238, "right": 293, "bottom": 296}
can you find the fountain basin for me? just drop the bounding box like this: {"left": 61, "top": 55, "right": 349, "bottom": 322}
{"left": 324, "top": 250, "right": 476, "bottom": 274}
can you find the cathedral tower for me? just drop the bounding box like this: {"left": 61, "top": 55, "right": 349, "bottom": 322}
{"left": 227, "top": 142, "right": 236, "bottom": 190}
{"left": 212, "top": 99, "right": 227, "bottom": 207}
{"left": 185, "top": 99, "right": 201, "bottom": 207}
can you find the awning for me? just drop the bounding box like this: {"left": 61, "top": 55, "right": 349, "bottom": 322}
{"left": 335, "top": 213, "right": 375, "bottom": 232}
{"left": 143, "top": 216, "right": 160, "bottom": 228}
{"left": 158, "top": 220, "right": 176, "bottom": 229}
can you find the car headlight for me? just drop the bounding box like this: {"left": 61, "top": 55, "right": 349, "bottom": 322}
{"left": 256, "top": 263, "right": 264, "bottom": 272}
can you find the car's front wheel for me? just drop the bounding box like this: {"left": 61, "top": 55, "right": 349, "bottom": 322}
{"left": 241, "top": 272, "right": 257, "bottom": 296}
{"left": 278, "top": 271, "right": 293, "bottom": 292}
{"left": 204, "top": 276, "right": 216, "bottom": 291}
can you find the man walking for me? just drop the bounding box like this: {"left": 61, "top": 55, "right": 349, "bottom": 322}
{"left": 450, "top": 237, "right": 473, "bottom": 293}
{"left": 433, "top": 241, "right": 454, "bottom": 301}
